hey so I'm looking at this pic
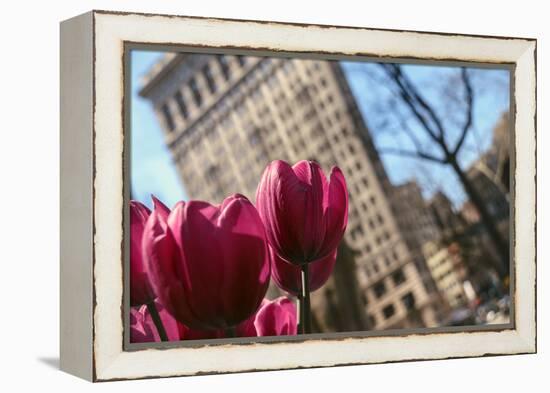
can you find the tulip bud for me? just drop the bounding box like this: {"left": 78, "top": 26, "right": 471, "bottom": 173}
{"left": 130, "top": 201, "right": 155, "bottom": 306}
{"left": 130, "top": 197, "right": 171, "bottom": 307}
{"left": 129, "top": 300, "right": 181, "bottom": 343}
{"left": 143, "top": 194, "right": 271, "bottom": 331}
{"left": 256, "top": 160, "right": 348, "bottom": 266}
{"left": 237, "top": 297, "right": 297, "bottom": 337}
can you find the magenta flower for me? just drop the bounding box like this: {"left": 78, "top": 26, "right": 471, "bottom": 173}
{"left": 129, "top": 300, "right": 181, "bottom": 343}
{"left": 143, "top": 194, "right": 270, "bottom": 331}
{"left": 130, "top": 201, "right": 155, "bottom": 306}
{"left": 130, "top": 197, "right": 170, "bottom": 306}
{"left": 237, "top": 297, "right": 297, "bottom": 337}
{"left": 256, "top": 160, "right": 348, "bottom": 266}
{"left": 271, "top": 247, "right": 337, "bottom": 296}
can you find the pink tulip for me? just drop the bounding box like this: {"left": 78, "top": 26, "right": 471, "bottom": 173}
{"left": 143, "top": 194, "right": 270, "bottom": 331}
{"left": 130, "top": 197, "right": 170, "bottom": 306}
{"left": 130, "top": 201, "right": 155, "bottom": 306}
{"left": 151, "top": 195, "right": 171, "bottom": 221}
{"left": 130, "top": 300, "right": 227, "bottom": 343}
{"left": 271, "top": 247, "right": 337, "bottom": 296}
{"left": 129, "top": 299, "right": 181, "bottom": 343}
{"left": 256, "top": 160, "right": 348, "bottom": 266}
{"left": 237, "top": 297, "right": 297, "bottom": 337}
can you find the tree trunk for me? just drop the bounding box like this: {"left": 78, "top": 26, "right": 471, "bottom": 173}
{"left": 450, "top": 158, "right": 509, "bottom": 277}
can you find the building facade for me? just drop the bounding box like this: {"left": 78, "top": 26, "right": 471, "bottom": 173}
{"left": 422, "top": 241, "right": 468, "bottom": 309}
{"left": 391, "top": 181, "right": 448, "bottom": 316}
{"left": 139, "top": 53, "right": 440, "bottom": 330}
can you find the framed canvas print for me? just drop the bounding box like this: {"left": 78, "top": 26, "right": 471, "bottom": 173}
{"left": 60, "top": 10, "right": 537, "bottom": 382}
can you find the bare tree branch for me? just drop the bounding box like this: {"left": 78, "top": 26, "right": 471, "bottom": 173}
{"left": 379, "top": 64, "right": 444, "bottom": 146}
{"left": 390, "top": 64, "right": 448, "bottom": 141}
{"left": 392, "top": 106, "right": 424, "bottom": 152}
{"left": 353, "top": 61, "right": 509, "bottom": 273}
{"left": 452, "top": 68, "right": 474, "bottom": 156}
{"left": 378, "top": 147, "right": 447, "bottom": 164}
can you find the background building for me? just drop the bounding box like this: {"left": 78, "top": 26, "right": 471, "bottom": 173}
{"left": 139, "top": 53, "right": 442, "bottom": 331}
{"left": 422, "top": 241, "right": 468, "bottom": 309}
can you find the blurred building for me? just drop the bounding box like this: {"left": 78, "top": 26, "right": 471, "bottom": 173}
{"left": 392, "top": 181, "right": 441, "bottom": 250}
{"left": 139, "top": 53, "right": 441, "bottom": 331}
{"left": 465, "top": 114, "right": 510, "bottom": 241}
{"left": 422, "top": 241, "right": 468, "bottom": 309}
{"left": 429, "top": 191, "right": 466, "bottom": 240}
{"left": 391, "top": 181, "right": 447, "bottom": 317}
{"left": 460, "top": 201, "right": 481, "bottom": 225}
{"left": 461, "top": 113, "right": 511, "bottom": 279}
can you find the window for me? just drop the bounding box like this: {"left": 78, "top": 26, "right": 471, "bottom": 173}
{"left": 392, "top": 250, "right": 399, "bottom": 261}
{"left": 365, "top": 266, "right": 371, "bottom": 277}
{"left": 392, "top": 269, "right": 406, "bottom": 286}
{"left": 174, "top": 91, "right": 188, "bottom": 119}
{"left": 216, "top": 55, "right": 231, "bottom": 80}
{"left": 351, "top": 224, "right": 364, "bottom": 240}
{"left": 202, "top": 64, "right": 217, "bottom": 93}
{"left": 373, "top": 281, "right": 386, "bottom": 298}
{"left": 161, "top": 103, "right": 175, "bottom": 131}
{"left": 189, "top": 78, "right": 202, "bottom": 107}
{"left": 401, "top": 292, "right": 416, "bottom": 310}
{"left": 368, "top": 314, "right": 377, "bottom": 327}
{"left": 383, "top": 304, "right": 396, "bottom": 319}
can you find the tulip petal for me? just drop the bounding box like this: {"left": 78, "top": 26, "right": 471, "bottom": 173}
{"left": 254, "top": 297, "right": 297, "bottom": 336}
{"left": 130, "top": 201, "right": 155, "bottom": 306}
{"left": 151, "top": 194, "right": 171, "bottom": 222}
{"left": 291, "top": 161, "right": 328, "bottom": 262}
{"left": 257, "top": 160, "right": 323, "bottom": 264}
{"left": 129, "top": 300, "right": 181, "bottom": 343}
{"left": 319, "top": 167, "right": 349, "bottom": 257}
{"left": 217, "top": 196, "right": 270, "bottom": 326}
{"left": 271, "top": 247, "right": 337, "bottom": 296}
{"left": 168, "top": 201, "right": 227, "bottom": 329}
{"left": 143, "top": 209, "right": 200, "bottom": 329}
{"left": 256, "top": 161, "right": 303, "bottom": 262}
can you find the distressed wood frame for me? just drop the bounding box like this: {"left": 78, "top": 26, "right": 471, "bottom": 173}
{"left": 60, "top": 10, "right": 536, "bottom": 382}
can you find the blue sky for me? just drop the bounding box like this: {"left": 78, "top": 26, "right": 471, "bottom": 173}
{"left": 131, "top": 51, "right": 187, "bottom": 209}
{"left": 131, "top": 51, "right": 509, "bottom": 209}
{"left": 342, "top": 61, "right": 509, "bottom": 206}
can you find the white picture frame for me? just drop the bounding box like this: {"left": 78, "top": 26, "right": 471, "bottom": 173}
{"left": 60, "top": 10, "right": 536, "bottom": 382}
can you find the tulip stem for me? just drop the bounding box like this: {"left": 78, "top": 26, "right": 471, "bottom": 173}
{"left": 147, "top": 302, "right": 168, "bottom": 342}
{"left": 297, "top": 294, "right": 303, "bottom": 334}
{"left": 300, "top": 264, "right": 312, "bottom": 334}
